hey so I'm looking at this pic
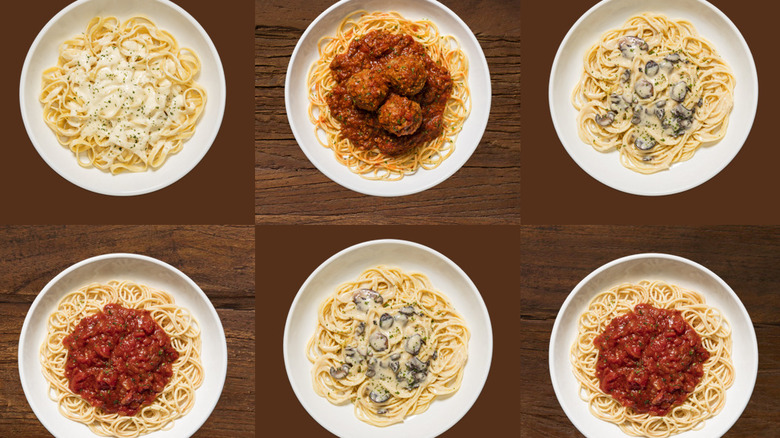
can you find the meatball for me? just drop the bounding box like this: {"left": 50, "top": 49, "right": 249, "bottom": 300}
{"left": 378, "top": 94, "right": 423, "bottom": 136}
{"left": 344, "top": 69, "right": 389, "bottom": 112}
{"left": 384, "top": 55, "right": 427, "bottom": 96}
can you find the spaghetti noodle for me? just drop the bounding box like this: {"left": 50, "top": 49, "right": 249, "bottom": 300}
{"left": 306, "top": 266, "right": 469, "bottom": 426}
{"left": 40, "top": 281, "right": 203, "bottom": 437}
{"left": 40, "top": 16, "right": 206, "bottom": 173}
{"left": 572, "top": 13, "right": 734, "bottom": 173}
{"left": 570, "top": 281, "right": 734, "bottom": 437}
{"left": 307, "top": 11, "right": 470, "bottom": 180}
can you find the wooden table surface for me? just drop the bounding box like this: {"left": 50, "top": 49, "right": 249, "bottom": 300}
{"left": 519, "top": 226, "right": 780, "bottom": 437}
{"left": 255, "top": 0, "right": 520, "bottom": 225}
{"left": 0, "top": 226, "right": 255, "bottom": 437}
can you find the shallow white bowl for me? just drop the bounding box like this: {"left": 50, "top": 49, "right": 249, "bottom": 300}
{"left": 285, "top": 0, "right": 491, "bottom": 197}
{"left": 20, "top": 0, "right": 226, "bottom": 196}
{"left": 549, "top": 253, "right": 758, "bottom": 437}
{"left": 549, "top": 0, "right": 758, "bottom": 196}
{"left": 18, "top": 253, "right": 228, "bottom": 438}
{"left": 283, "top": 239, "right": 493, "bottom": 437}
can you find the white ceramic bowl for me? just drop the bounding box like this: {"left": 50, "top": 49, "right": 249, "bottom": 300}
{"left": 283, "top": 239, "right": 493, "bottom": 437}
{"left": 549, "top": 253, "right": 758, "bottom": 437}
{"left": 18, "top": 253, "right": 228, "bottom": 438}
{"left": 285, "top": 0, "right": 491, "bottom": 197}
{"left": 20, "top": 0, "right": 226, "bottom": 196}
{"left": 549, "top": 0, "right": 758, "bottom": 196}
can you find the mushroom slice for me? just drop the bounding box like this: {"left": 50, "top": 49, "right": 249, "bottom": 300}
{"left": 634, "top": 79, "right": 654, "bottom": 99}
{"left": 634, "top": 136, "right": 657, "bottom": 151}
{"left": 389, "top": 360, "right": 400, "bottom": 373}
{"left": 664, "top": 53, "right": 681, "bottom": 63}
{"left": 394, "top": 313, "right": 408, "bottom": 327}
{"left": 654, "top": 108, "right": 665, "bottom": 120}
{"left": 631, "top": 111, "right": 642, "bottom": 125}
{"left": 399, "top": 306, "right": 415, "bottom": 316}
{"left": 671, "top": 103, "right": 693, "bottom": 119}
{"left": 617, "top": 36, "right": 648, "bottom": 59}
{"left": 379, "top": 313, "right": 394, "bottom": 330}
{"left": 405, "top": 334, "right": 423, "bottom": 355}
{"left": 355, "top": 321, "right": 365, "bottom": 336}
{"left": 608, "top": 93, "right": 629, "bottom": 112}
{"left": 366, "top": 359, "right": 377, "bottom": 378}
{"left": 344, "top": 346, "right": 364, "bottom": 366}
{"left": 352, "top": 289, "right": 383, "bottom": 312}
{"left": 369, "top": 388, "right": 392, "bottom": 404}
{"left": 407, "top": 356, "right": 428, "bottom": 372}
{"left": 644, "top": 60, "right": 659, "bottom": 77}
{"left": 330, "top": 364, "right": 350, "bottom": 380}
{"left": 669, "top": 81, "right": 688, "bottom": 102}
{"left": 369, "top": 332, "right": 388, "bottom": 352}
{"left": 595, "top": 111, "right": 615, "bottom": 127}
{"left": 620, "top": 69, "right": 631, "bottom": 83}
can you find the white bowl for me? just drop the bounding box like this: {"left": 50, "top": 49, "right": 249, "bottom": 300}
{"left": 283, "top": 239, "right": 493, "bottom": 437}
{"left": 20, "top": 0, "right": 226, "bottom": 196}
{"left": 285, "top": 0, "right": 491, "bottom": 197}
{"left": 549, "top": 0, "right": 758, "bottom": 196}
{"left": 18, "top": 253, "right": 228, "bottom": 438}
{"left": 549, "top": 253, "right": 758, "bottom": 437}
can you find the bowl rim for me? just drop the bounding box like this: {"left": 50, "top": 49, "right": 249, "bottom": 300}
{"left": 547, "top": 0, "right": 759, "bottom": 196}
{"left": 282, "top": 238, "right": 494, "bottom": 437}
{"left": 548, "top": 252, "right": 759, "bottom": 437}
{"left": 19, "top": 0, "right": 227, "bottom": 196}
{"left": 17, "top": 252, "right": 228, "bottom": 438}
{"left": 284, "top": 0, "right": 492, "bottom": 197}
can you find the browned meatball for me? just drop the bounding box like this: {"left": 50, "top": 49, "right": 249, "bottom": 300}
{"left": 344, "top": 69, "right": 389, "bottom": 112}
{"left": 384, "top": 55, "right": 427, "bottom": 96}
{"left": 377, "top": 94, "right": 423, "bottom": 136}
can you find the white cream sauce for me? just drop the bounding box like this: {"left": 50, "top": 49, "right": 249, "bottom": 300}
{"left": 61, "top": 43, "right": 189, "bottom": 157}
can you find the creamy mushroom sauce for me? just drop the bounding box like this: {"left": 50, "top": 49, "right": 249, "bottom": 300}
{"left": 597, "top": 36, "right": 702, "bottom": 155}
{"left": 328, "top": 289, "right": 437, "bottom": 412}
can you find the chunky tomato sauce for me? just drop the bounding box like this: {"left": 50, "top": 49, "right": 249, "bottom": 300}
{"left": 63, "top": 303, "right": 179, "bottom": 416}
{"left": 327, "top": 30, "right": 453, "bottom": 156}
{"left": 593, "top": 304, "right": 710, "bottom": 415}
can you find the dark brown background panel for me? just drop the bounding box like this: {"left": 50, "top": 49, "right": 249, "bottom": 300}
{"left": 0, "top": 225, "right": 255, "bottom": 437}
{"left": 255, "top": 0, "right": 520, "bottom": 225}
{"left": 521, "top": 0, "right": 780, "bottom": 224}
{"left": 256, "top": 225, "right": 520, "bottom": 436}
{"left": 1, "top": 0, "right": 254, "bottom": 225}
{"left": 519, "top": 225, "right": 780, "bottom": 437}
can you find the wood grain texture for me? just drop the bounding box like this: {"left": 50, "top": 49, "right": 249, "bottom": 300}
{"left": 0, "top": 226, "right": 255, "bottom": 437}
{"left": 255, "top": 0, "right": 520, "bottom": 224}
{"left": 519, "top": 226, "right": 780, "bottom": 437}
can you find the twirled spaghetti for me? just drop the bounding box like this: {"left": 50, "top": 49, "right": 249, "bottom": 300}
{"left": 307, "top": 11, "right": 470, "bottom": 180}
{"left": 306, "top": 266, "right": 469, "bottom": 426}
{"left": 40, "top": 281, "right": 203, "bottom": 437}
{"left": 571, "top": 281, "right": 734, "bottom": 437}
{"left": 40, "top": 16, "right": 206, "bottom": 173}
{"left": 572, "top": 13, "right": 734, "bottom": 173}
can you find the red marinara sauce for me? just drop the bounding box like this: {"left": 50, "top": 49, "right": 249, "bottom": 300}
{"left": 593, "top": 303, "right": 710, "bottom": 416}
{"left": 62, "top": 303, "right": 179, "bottom": 416}
{"left": 326, "top": 30, "right": 454, "bottom": 156}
